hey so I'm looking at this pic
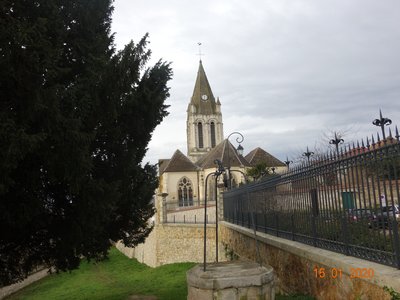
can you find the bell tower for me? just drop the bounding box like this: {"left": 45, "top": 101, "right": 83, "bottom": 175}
{"left": 186, "top": 60, "right": 224, "bottom": 162}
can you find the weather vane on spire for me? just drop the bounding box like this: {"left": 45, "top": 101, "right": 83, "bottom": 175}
{"left": 197, "top": 42, "right": 204, "bottom": 61}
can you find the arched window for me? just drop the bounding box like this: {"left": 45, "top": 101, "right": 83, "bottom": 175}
{"left": 178, "top": 177, "right": 193, "bottom": 207}
{"left": 198, "top": 122, "right": 204, "bottom": 148}
{"left": 210, "top": 122, "right": 216, "bottom": 148}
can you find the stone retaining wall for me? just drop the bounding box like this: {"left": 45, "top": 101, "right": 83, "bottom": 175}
{"left": 117, "top": 223, "right": 226, "bottom": 267}
{"left": 0, "top": 268, "right": 49, "bottom": 299}
{"left": 220, "top": 221, "right": 400, "bottom": 300}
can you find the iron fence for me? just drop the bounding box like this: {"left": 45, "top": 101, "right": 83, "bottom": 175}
{"left": 164, "top": 201, "right": 216, "bottom": 224}
{"left": 223, "top": 133, "right": 400, "bottom": 268}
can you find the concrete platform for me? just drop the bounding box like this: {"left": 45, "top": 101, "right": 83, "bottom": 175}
{"left": 187, "top": 261, "right": 275, "bottom": 300}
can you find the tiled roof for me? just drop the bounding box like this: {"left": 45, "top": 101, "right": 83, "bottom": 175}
{"left": 245, "top": 147, "right": 285, "bottom": 167}
{"left": 162, "top": 150, "right": 199, "bottom": 173}
{"left": 196, "top": 139, "right": 251, "bottom": 169}
{"left": 158, "top": 159, "right": 170, "bottom": 175}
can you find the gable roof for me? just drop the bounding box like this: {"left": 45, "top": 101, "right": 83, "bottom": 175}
{"left": 245, "top": 147, "right": 285, "bottom": 167}
{"left": 158, "top": 159, "right": 170, "bottom": 175}
{"left": 196, "top": 139, "right": 251, "bottom": 169}
{"left": 162, "top": 150, "right": 199, "bottom": 173}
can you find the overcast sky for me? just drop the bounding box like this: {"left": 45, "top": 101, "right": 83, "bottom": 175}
{"left": 111, "top": 0, "right": 400, "bottom": 165}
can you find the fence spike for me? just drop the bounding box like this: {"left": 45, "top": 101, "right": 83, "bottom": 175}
{"left": 371, "top": 134, "right": 375, "bottom": 148}
{"left": 396, "top": 126, "right": 400, "bottom": 141}
{"left": 377, "top": 132, "right": 381, "bottom": 143}
{"left": 366, "top": 136, "right": 370, "bottom": 148}
{"left": 361, "top": 138, "right": 365, "bottom": 149}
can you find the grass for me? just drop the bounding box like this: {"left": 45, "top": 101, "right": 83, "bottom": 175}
{"left": 6, "top": 247, "right": 315, "bottom": 300}
{"left": 6, "top": 247, "right": 196, "bottom": 300}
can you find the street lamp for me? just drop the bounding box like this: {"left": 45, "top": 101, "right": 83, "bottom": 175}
{"left": 226, "top": 132, "right": 244, "bottom": 189}
{"left": 303, "top": 146, "right": 314, "bottom": 163}
{"left": 203, "top": 159, "right": 225, "bottom": 271}
{"left": 237, "top": 144, "right": 244, "bottom": 156}
{"left": 372, "top": 109, "right": 392, "bottom": 140}
{"left": 329, "top": 132, "right": 344, "bottom": 156}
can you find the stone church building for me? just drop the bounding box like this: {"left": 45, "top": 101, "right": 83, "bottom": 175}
{"left": 117, "top": 60, "right": 286, "bottom": 266}
{"left": 157, "top": 60, "right": 286, "bottom": 214}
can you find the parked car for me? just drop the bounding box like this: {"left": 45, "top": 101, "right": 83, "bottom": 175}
{"left": 347, "top": 208, "right": 377, "bottom": 227}
{"left": 374, "top": 205, "right": 400, "bottom": 228}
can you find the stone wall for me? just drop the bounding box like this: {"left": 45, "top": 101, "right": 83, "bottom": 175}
{"left": 220, "top": 221, "right": 400, "bottom": 300}
{"left": 117, "top": 223, "right": 226, "bottom": 267}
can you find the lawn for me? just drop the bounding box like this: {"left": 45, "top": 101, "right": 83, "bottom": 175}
{"left": 6, "top": 247, "right": 314, "bottom": 300}
{"left": 6, "top": 247, "right": 195, "bottom": 300}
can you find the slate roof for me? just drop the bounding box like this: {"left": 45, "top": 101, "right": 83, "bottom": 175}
{"left": 158, "top": 159, "right": 170, "bottom": 175}
{"left": 162, "top": 150, "right": 199, "bottom": 173}
{"left": 196, "top": 139, "right": 251, "bottom": 169}
{"left": 189, "top": 60, "right": 218, "bottom": 115}
{"left": 245, "top": 147, "right": 285, "bottom": 167}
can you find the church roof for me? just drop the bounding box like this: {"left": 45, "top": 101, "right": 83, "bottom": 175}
{"left": 189, "top": 60, "right": 218, "bottom": 115}
{"left": 196, "top": 139, "right": 251, "bottom": 169}
{"left": 162, "top": 150, "right": 199, "bottom": 173}
{"left": 158, "top": 159, "right": 170, "bottom": 174}
{"left": 245, "top": 147, "right": 286, "bottom": 167}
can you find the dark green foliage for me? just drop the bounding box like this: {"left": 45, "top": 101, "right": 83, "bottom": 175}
{"left": 0, "top": 0, "right": 172, "bottom": 285}
{"left": 246, "top": 162, "right": 271, "bottom": 180}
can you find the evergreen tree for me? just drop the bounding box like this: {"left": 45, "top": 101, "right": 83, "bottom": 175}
{"left": 0, "top": 0, "right": 171, "bottom": 285}
{"left": 246, "top": 162, "right": 271, "bottom": 181}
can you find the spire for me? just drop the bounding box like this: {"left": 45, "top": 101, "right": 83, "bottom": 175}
{"left": 190, "top": 60, "right": 217, "bottom": 115}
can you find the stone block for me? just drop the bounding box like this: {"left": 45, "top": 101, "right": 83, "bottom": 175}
{"left": 187, "top": 262, "right": 275, "bottom": 300}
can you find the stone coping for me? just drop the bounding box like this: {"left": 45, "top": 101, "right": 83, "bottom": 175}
{"left": 187, "top": 261, "right": 274, "bottom": 290}
{"left": 220, "top": 221, "right": 400, "bottom": 291}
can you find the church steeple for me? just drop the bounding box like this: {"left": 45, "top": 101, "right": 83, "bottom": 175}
{"left": 190, "top": 60, "right": 218, "bottom": 115}
{"left": 186, "top": 60, "right": 224, "bottom": 162}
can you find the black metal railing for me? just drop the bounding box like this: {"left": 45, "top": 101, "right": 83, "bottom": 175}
{"left": 224, "top": 132, "right": 400, "bottom": 268}
{"left": 164, "top": 200, "right": 216, "bottom": 224}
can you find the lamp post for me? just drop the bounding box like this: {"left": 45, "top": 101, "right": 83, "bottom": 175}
{"left": 373, "top": 109, "right": 392, "bottom": 140}
{"left": 303, "top": 146, "right": 314, "bottom": 163}
{"left": 203, "top": 159, "right": 225, "bottom": 271}
{"left": 329, "top": 132, "right": 344, "bottom": 156}
{"left": 226, "top": 132, "right": 244, "bottom": 189}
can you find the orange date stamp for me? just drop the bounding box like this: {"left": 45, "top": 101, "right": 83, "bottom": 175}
{"left": 313, "top": 265, "right": 375, "bottom": 279}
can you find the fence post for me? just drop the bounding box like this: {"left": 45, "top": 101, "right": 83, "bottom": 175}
{"left": 392, "top": 220, "right": 400, "bottom": 268}
{"left": 310, "top": 188, "right": 318, "bottom": 247}
{"left": 341, "top": 216, "right": 350, "bottom": 256}
{"left": 311, "top": 215, "right": 317, "bottom": 247}
{"left": 291, "top": 214, "right": 295, "bottom": 241}
{"left": 161, "top": 193, "right": 168, "bottom": 224}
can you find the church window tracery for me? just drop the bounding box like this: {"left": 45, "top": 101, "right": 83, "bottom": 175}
{"left": 178, "top": 177, "right": 194, "bottom": 207}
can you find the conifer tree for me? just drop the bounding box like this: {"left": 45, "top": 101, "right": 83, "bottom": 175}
{"left": 0, "top": 0, "right": 171, "bottom": 285}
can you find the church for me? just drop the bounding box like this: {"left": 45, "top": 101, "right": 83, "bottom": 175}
{"left": 156, "top": 60, "right": 286, "bottom": 214}
{"left": 117, "top": 60, "right": 286, "bottom": 266}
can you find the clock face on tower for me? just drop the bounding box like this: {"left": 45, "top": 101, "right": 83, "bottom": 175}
{"left": 201, "top": 94, "right": 208, "bottom": 101}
